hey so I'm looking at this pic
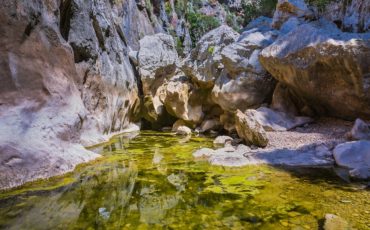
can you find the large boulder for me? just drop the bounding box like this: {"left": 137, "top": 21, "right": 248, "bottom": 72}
{"left": 333, "top": 141, "right": 370, "bottom": 179}
{"left": 271, "top": 0, "right": 312, "bottom": 29}
{"left": 137, "top": 33, "right": 179, "bottom": 126}
{"left": 182, "top": 25, "right": 239, "bottom": 88}
{"left": 162, "top": 75, "right": 204, "bottom": 125}
{"left": 260, "top": 20, "right": 370, "bottom": 120}
{"left": 235, "top": 110, "right": 269, "bottom": 147}
{"left": 212, "top": 22, "right": 277, "bottom": 112}
{"left": 138, "top": 33, "right": 179, "bottom": 94}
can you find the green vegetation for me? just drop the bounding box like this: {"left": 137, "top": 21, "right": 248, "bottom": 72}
{"left": 242, "top": 0, "right": 278, "bottom": 25}
{"left": 187, "top": 12, "right": 221, "bottom": 44}
{"left": 306, "top": 0, "right": 338, "bottom": 11}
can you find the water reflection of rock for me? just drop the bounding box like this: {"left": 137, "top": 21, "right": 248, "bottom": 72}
{"left": 138, "top": 193, "right": 180, "bottom": 224}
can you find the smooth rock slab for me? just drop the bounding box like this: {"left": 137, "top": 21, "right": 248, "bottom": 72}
{"left": 251, "top": 107, "right": 313, "bottom": 131}
{"left": 333, "top": 141, "right": 370, "bottom": 179}
{"left": 193, "top": 144, "right": 334, "bottom": 167}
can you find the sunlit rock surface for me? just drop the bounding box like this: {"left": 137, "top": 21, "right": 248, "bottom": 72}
{"left": 260, "top": 20, "right": 370, "bottom": 120}
{"left": 182, "top": 25, "right": 239, "bottom": 88}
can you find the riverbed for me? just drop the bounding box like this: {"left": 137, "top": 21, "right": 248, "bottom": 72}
{"left": 0, "top": 131, "right": 369, "bottom": 229}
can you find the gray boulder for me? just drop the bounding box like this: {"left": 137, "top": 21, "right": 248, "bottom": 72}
{"left": 333, "top": 141, "right": 370, "bottom": 179}
{"left": 193, "top": 143, "right": 334, "bottom": 167}
{"left": 172, "top": 120, "right": 192, "bottom": 136}
{"left": 137, "top": 33, "right": 179, "bottom": 125}
{"left": 138, "top": 33, "right": 179, "bottom": 94}
{"left": 349, "top": 119, "right": 370, "bottom": 141}
{"left": 162, "top": 75, "right": 204, "bottom": 125}
{"left": 211, "top": 22, "right": 277, "bottom": 112}
{"left": 182, "top": 25, "right": 239, "bottom": 88}
{"left": 213, "top": 136, "right": 233, "bottom": 147}
{"left": 260, "top": 20, "right": 370, "bottom": 120}
{"left": 235, "top": 110, "right": 269, "bottom": 147}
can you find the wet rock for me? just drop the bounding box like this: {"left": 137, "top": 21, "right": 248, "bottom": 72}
{"left": 260, "top": 20, "right": 370, "bottom": 120}
{"left": 182, "top": 25, "right": 239, "bottom": 88}
{"left": 235, "top": 110, "right": 269, "bottom": 147}
{"left": 333, "top": 141, "right": 370, "bottom": 180}
{"left": 324, "top": 214, "right": 350, "bottom": 230}
{"left": 213, "top": 136, "right": 233, "bottom": 147}
{"left": 349, "top": 119, "right": 370, "bottom": 141}
{"left": 248, "top": 107, "right": 313, "bottom": 132}
{"left": 172, "top": 120, "right": 192, "bottom": 136}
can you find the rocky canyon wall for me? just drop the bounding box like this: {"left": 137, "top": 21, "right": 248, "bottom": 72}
{"left": 0, "top": 0, "right": 167, "bottom": 189}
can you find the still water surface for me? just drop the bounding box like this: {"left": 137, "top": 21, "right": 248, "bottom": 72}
{"left": 0, "top": 131, "right": 369, "bottom": 229}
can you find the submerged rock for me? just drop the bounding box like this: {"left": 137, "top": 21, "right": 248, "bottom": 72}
{"left": 324, "top": 214, "right": 350, "bottom": 230}
{"left": 235, "top": 110, "right": 269, "bottom": 147}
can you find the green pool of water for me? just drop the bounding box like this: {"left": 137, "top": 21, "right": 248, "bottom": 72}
{"left": 0, "top": 131, "right": 369, "bottom": 229}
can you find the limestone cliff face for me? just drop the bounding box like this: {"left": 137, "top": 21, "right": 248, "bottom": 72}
{"left": 0, "top": 0, "right": 165, "bottom": 189}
